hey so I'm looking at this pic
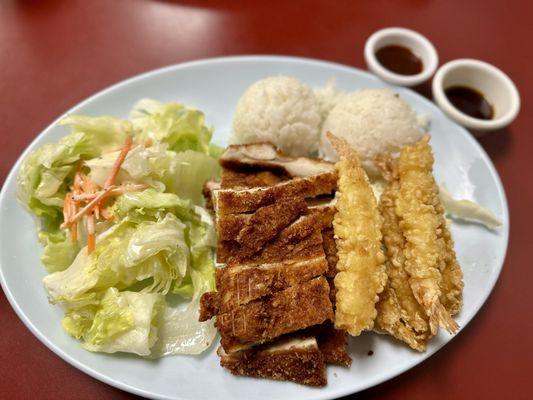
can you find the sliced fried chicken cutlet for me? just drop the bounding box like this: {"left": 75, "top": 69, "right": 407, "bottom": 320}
{"left": 200, "top": 142, "right": 349, "bottom": 386}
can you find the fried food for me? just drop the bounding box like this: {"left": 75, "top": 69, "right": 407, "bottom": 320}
{"left": 219, "top": 142, "right": 335, "bottom": 178}
{"left": 375, "top": 168, "right": 431, "bottom": 351}
{"left": 213, "top": 171, "right": 337, "bottom": 214}
{"left": 437, "top": 206, "right": 464, "bottom": 316}
{"left": 217, "top": 277, "right": 334, "bottom": 353}
{"left": 327, "top": 132, "right": 387, "bottom": 336}
{"left": 235, "top": 196, "right": 307, "bottom": 257}
{"left": 211, "top": 240, "right": 328, "bottom": 315}
{"left": 396, "top": 136, "right": 459, "bottom": 334}
{"left": 218, "top": 337, "right": 327, "bottom": 387}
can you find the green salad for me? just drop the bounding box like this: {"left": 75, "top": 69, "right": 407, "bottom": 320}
{"left": 16, "top": 99, "right": 222, "bottom": 357}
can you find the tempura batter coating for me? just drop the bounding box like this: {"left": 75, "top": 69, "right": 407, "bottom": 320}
{"left": 396, "top": 136, "right": 458, "bottom": 334}
{"left": 375, "top": 170, "right": 430, "bottom": 351}
{"left": 327, "top": 133, "right": 387, "bottom": 336}
{"left": 437, "top": 204, "right": 464, "bottom": 316}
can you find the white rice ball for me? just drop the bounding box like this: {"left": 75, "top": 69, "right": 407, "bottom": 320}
{"left": 320, "top": 88, "right": 426, "bottom": 174}
{"left": 231, "top": 76, "right": 322, "bottom": 156}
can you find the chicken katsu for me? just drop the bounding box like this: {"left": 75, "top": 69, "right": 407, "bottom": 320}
{"left": 200, "top": 143, "right": 350, "bottom": 386}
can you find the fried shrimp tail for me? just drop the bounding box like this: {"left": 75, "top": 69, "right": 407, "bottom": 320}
{"left": 327, "top": 132, "right": 387, "bottom": 336}
{"left": 375, "top": 160, "right": 431, "bottom": 351}
{"left": 396, "top": 136, "right": 459, "bottom": 334}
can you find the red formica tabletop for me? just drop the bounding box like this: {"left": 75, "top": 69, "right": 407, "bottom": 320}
{"left": 1, "top": 1, "right": 532, "bottom": 399}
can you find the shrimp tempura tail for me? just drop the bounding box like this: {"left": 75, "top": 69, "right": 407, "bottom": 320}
{"left": 327, "top": 132, "right": 387, "bottom": 336}
{"left": 396, "top": 136, "right": 459, "bottom": 334}
{"left": 375, "top": 159, "right": 432, "bottom": 350}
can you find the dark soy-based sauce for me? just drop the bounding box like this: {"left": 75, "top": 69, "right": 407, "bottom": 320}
{"left": 375, "top": 45, "right": 423, "bottom": 75}
{"left": 444, "top": 86, "right": 494, "bottom": 120}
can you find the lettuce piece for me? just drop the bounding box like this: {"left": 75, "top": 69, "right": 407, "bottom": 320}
{"left": 85, "top": 145, "right": 219, "bottom": 205}
{"left": 151, "top": 247, "right": 216, "bottom": 356}
{"left": 63, "top": 288, "right": 163, "bottom": 356}
{"left": 43, "top": 213, "right": 190, "bottom": 303}
{"left": 112, "top": 188, "right": 196, "bottom": 225}
{"left": 58, "top": 115, "right": 130, "bottom": 154}
{"left": 39, "top": 231, "right": 80, "bottom": 273}
{"left": 17, "top": 116, "right": 131, "bottom": 229}
{"left": 153, "top": 150, "right": 220, "bottom": 205}
{"left": 130, "top": 99, "right": 213, "bottom": 154}
{"left": 85, "top": 143, "right": 167, "bottom": 191}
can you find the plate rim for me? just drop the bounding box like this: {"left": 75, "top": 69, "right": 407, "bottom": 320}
{"left": 0, "top": 55, "right": 510, "bottom": 400}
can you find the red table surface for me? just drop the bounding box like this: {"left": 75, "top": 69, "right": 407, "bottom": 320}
{"left": 1, "top": 1, "right": 532, "bottom": 399}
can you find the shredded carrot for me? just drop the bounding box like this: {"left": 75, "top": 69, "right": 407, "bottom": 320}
{"left": 100, "top": 207, "right": 114, "bottom": 221}
{"left": 61, "top": 187, "right": 114, "bottom": 229}
{"left": 104, "top": 135, "right": 133, "bottom": 189}
{"left": 62, "top": 135, "right": 144, "bottom": 253}
{"left": 144, "top": 138, "right": 153, "bottom": 147}
{"left": 86, "top": 213, "right": 95, "bottom": 254}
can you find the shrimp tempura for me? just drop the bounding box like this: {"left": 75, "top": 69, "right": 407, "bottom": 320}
{"left": 396, "top": 136, "right": 459, "bottom": 334}
{"left": 327, "top": 132, "right": 387, "bottom": 336}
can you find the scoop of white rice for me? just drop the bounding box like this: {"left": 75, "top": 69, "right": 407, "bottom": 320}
{"left": 320, "top": 88, "right": 425, "bottom": 174}
{"left": 231, "top": 76, "right": 322, "bottom": 157}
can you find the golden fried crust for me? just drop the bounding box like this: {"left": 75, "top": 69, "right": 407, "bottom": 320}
{"left": 221, "top": 169, "right": 284, "bottom": 189}
{"left": 199, "top": 292, "right": 219, "bottom": 322}
{"left": 213, "top": 171, "right": 337, "bottom": 214}
{"left": 322, "top": 228, "right": 338, "bottom": 278}
{"left": 437, "top": 205, "right": 464, "bottom": 316}
{"left": 316, "top": 323, "right": 352, "bottom": 366}
{"left": 217, "top": 277, "right": 334, "bottom": 352}
{"left": 375, "top": 171, "right": 431, "bottom": 350}
{"left": 396, "top": 136, "right": 459, "bottom": 334}
{"left": 202, "top": 180, "right": 220, "bottom": 210}
{"left": 327, "top": 133, "right": 387, "bottom": 336}
{"left": 214, "top": 252, "right": 328, "bottom": 314}
{"left": 218, "top": 343, "right": 327, "bottom": 387}
{"left": 217, "top": 211, "right": 329, "bottom": 264}
{"left": 235, "top": 197, "right": 307, "bottom": 257}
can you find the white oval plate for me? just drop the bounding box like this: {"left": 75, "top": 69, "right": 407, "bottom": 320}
{"left": 0, "top": 56, "right": 508, "bottom": 400}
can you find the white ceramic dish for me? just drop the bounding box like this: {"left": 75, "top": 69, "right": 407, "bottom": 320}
{"left": 364, "top": 27, "right": 438, "bottom": 87}
{"left": 0, "top": 56, "right": 509, "bottom": 400}
{"left": 432, "top": 58, "right": 520, "bottom": 131}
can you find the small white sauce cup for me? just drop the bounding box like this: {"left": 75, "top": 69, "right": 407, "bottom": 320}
{"left": 432, "top": 59, "right": 520, "bottom": 131}
{"left": 365, "top": 27, "right": 439, "bottom": 87}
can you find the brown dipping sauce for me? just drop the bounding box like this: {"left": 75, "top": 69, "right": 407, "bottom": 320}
{"left": 444, "top": 86, "right": 494, "bottom": 120}
{"left": 375, "top": 45, "right": 423, "bottom": 75}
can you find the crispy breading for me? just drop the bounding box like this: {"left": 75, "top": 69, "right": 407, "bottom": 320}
{"left": 214, "top": 252, "right": 328, "bottom": 315}
{"left": 236, "top": 197, "right": 307, "bottom": 257}
{"left": 375, "top": 166, "right": 431, "bottom": 351}
{"left": 315, "top": 322, "right": 351, "bottom": 366}
{"left": 437, "top": 203, "right": 464, "bottom": 316}
{"left": 327, "top": 133, "right": 387, "bottom": 336}
{"left": 396, "top": 136, "right": 459, "bottom": 334}
{"left": 322, "top": 228, "right": 338, "bottom": 278}
{"left": 213, "top": 171, "right": 337, "bottom": 214}
{"left": 221, "top": 169, "right": 284, "bottom": 189}
{"left": 217, "top": 277, "right": 333, "bottom": 353}
{"left": 199, "top": 292, "right": 219, "bottom": 322}
{"left": 218, "top": 337, "right": 327, "bottom": 387}
{"left": 217, "top": 209, "right": 332, "bottom": 264}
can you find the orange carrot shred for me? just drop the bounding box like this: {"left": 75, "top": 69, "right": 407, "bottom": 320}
{"left": 61, "top": 188, "right": 114, "bottom": 229}
{"left": 87, "top": 213, "right": 95, "bottom": 254}
{"left": 104, "top": 135, "right": 133, "bottom": 189}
